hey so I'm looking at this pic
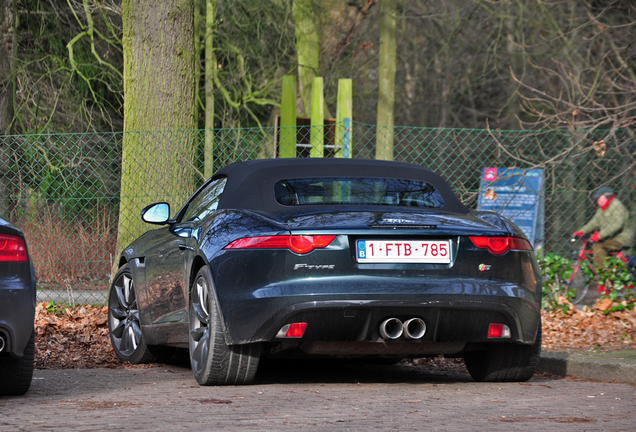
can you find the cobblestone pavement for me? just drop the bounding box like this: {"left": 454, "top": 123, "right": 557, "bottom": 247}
{"left": 1, "top": 360, "right": 635, "bottom": 431}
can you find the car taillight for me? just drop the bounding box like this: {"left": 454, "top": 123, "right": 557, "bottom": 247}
{"left": 469, "top": 236, "right": 532, "bottom": 255}
{"left": 276, "top": 322, "right": 308, "bottom": 338}
{"left": 488, "top": 323, "right": 511, "bottom": 338}
{"left": 0, "top": 234, "right": 28, "bottom": 262}
{"left": 224, "top": 235, "right": 336, "bottom": 254}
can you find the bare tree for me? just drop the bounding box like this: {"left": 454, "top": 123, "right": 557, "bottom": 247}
{"left": 0, "top": 0, "right": 15, "bottom": 135}
{"left": 7, "top": 0, "right": 123, "bottom": 133}
{"left": 0, "top": 0, "right": 16, "bottom": 218}
{"left": 514, "top": 2, "right": 636, "bottom": 131}
{"left": 512, "top": 1, "right": 636, "bottom": 196}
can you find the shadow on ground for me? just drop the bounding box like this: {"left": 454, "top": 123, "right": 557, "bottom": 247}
{"left": 128, "top": 351, "right": 558, "bottom": 385}
{"left": 253, "top": 358, "right": 473, "bottom": 385}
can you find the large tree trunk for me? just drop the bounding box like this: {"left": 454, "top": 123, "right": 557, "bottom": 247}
{"left": 293, "top": 0, "right": 319, "bottom": 117}
{"left": 0, "top": 0, "right": 16, "bottom": 219}
{"left": 116, "top": 0, "right": 197, "bottom": 255}
{"left": 375, "top": 0, "right": 396, "bottom": 161}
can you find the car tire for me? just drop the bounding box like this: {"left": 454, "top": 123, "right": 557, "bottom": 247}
{"left": 464, "top": 325, "right": 541, "bottom": 382}
{"left": 108, "top": 264, "right": 157, "bottom": 364}
{"left": 189, "top": 266, "right": 260, "bottom": 385}
{"left": 0, "top": 330, "right": 35, "bottom": 396}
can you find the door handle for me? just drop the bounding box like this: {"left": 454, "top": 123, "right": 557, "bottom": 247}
{"left": 178, "top": 244, "right": 195, "bottom": 252}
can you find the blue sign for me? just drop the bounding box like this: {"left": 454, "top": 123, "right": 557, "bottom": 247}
{"left": 477, "top": 168, "right": 544, "bottom": 249}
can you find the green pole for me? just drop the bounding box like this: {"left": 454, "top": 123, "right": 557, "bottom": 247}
{"left": 280, "top": 75, "right": 297, "bottom": 158}
{"left": 336, "top": 78, "right": 352, "bottom": 158}
{"left": 310, "top": 77, "right": 324, "bottom": 158}
{"left": 375, "top": 0, "right": 396, "bottom": 161}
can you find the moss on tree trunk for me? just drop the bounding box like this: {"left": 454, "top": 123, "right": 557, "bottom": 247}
{"left": 117, "top": 0, "right": 197, "bottom": 257}
{"left": 375, "top": 0, "right": 396, "bottom": 161}
{"left": 293, "top": 0, "right": 319, "bottom": 118}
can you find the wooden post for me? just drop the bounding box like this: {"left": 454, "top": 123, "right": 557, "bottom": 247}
{"left": 335, "top": 78, "right": 352, "bottom": 158}
{"left": 279, "top": 75, "right": 297, "bottom": 158}
{"left": 310, "top": 77, "right": 324, "bottom": 158}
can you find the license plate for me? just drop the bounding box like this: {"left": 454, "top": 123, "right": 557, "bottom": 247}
{"left": 356, "top": 240, "right": 451, "bottom": 263}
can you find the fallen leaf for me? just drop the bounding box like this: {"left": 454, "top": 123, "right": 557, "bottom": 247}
{"left": 33, "top": 303, "right": 636, "bottom": 370}
{"left": 594, "top": 298, "right": 613, "bottom": 312}
{"left": 592, "top": 140, "right": 606, "bottom": 157}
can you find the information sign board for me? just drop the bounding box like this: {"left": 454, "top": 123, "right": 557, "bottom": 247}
{"left": 477, "top": 168, "right": 544, "bottom": 249}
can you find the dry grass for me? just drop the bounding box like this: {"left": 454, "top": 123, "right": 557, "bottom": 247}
{"left": 20, "top": 210, "right": 116, "bottom": 290}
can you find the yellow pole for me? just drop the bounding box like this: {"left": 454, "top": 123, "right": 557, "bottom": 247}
{"left": 310, "top": 77, "right": 324, "bottom": 158}
{"left": 335, "top": 78, "right": 352, "bottom": 158}
{"left": 280, "top": 75, "right": 297, "bottom": 158}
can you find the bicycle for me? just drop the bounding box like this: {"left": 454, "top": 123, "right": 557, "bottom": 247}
{"left": 567, "top": 234, "right": 636, "bottom": 305}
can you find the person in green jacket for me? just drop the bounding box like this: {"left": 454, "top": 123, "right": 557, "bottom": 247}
{"left": 573, "top": 186, "right": 636, "bottom": 267}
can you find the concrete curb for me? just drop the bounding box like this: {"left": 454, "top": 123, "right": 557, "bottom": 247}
{"left": 539, "top": 350, "right": 636, "bottom": 383}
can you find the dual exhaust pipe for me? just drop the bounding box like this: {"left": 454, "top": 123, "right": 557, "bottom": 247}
{"left": 379, "top": 318, "right": 426, "bottom": 340}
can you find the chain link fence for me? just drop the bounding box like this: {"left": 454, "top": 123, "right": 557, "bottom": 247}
{"left": 1, "top": 122, "right": 635, "bottom": 304}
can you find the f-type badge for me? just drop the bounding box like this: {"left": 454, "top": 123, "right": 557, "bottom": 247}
{"left": 479, "top": 264, "right": 492, "bottom": 271}
{"left": 294, "top": 264, "right": 335, "bottom": 270}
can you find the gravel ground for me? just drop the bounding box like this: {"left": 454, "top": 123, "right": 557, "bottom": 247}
{"left": 1, "top": 360, "right": 635, "bottom": 431}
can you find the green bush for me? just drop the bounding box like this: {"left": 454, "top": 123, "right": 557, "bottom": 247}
{"left": 596, "top": 256, "right": 635, "bottom": 305}
{"left": 537, "top": 251, "right": 636, "bottom": 312}
{"left": 538, "top": 252, "right": 575, "bottom": 311}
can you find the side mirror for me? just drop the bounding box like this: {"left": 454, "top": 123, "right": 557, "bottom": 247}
{"left": 141, "top": 202, "right": 171, "bottom": 224}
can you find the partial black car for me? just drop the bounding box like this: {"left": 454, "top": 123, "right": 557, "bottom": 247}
{"left": 108, "top": 158, "right": 542, "bottom": 385}
{"left": 0, "top": 218, "right": 36, "bottom": 396}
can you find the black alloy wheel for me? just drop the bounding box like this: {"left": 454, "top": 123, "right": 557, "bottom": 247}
{"left": 108, "top": 264, "right": 156, "bottom": 364}
{"left": 188, "top": 266, "right": 260, "bottom": 385}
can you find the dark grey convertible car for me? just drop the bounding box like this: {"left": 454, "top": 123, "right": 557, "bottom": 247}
{"left": 108, "top": 158, "right": 542, "bottom": 385}
{"left": 0, "top": 218, "right": 36, "bottom": 396}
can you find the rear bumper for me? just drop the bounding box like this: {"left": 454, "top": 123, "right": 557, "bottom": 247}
{"left": 0, "top": 262, "right": 37, "bottom": 358}
{"left": 215, "top": 276, "right": 541, "bottom": 349}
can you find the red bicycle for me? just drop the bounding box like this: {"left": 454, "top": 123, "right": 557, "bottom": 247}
{"left": 567, "top": 234, "right": 636, "bottom": 305}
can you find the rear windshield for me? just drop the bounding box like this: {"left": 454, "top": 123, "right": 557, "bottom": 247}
{"left": 275, "top": 177, "right": 444, "bottom": 208}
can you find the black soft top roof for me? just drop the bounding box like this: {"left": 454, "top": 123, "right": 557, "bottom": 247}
{"left": 213, "top": 158, "right": 469, "bottom": 214}
{"left": 0, "top": 217, "right": 25, "bottom": 238}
